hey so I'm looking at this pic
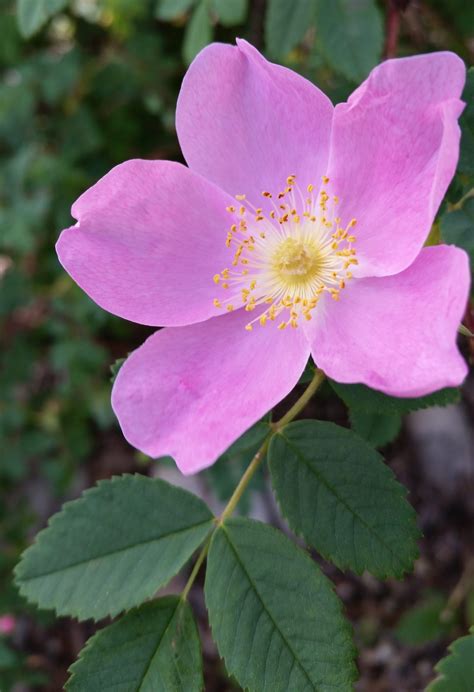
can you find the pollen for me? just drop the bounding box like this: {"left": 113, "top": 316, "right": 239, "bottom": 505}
{"left": 212, "top": 175, "right": 357, "bottom": 331}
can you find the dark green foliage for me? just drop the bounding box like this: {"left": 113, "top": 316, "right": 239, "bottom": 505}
{"left": 265, "top": 0, "right": 316, "bottom": 58}
{"left": 459, "top": 68, "right": 474, "bottom": 175}
{"left": 314, "top": 0, "right": 383, "bottom": 81}
{"left": 349, "top": 409, "right": 402, "bottom": 447}
{"left": 211, "top": 0, "right": 248, "bottom": 27}
{"left": 205, "top": 518, "right": 357, "bottom": 691}
{"left": 66, "top": 597, "right": 203, "bottom": 691}
{"left": 1, "top": 0, "right": 185, "bottom": 645}
{"left": 183, "top": 0, "right": 213, "bottom": 64}
{"left": 395, "top": 592, "right": 456, "bottom": 646}
{"left": 155, "top": 0, "right": 196, "bottom": 21}
{"left": 269, "top": 421, "right": 420, "bottom": 578}
{"left": 440, "top": 197, "right": 474, "bottom": 273}
{"left": 17, "top": 0, "right": 69, "bottom": 38}
{"left": 330, "top": 380, "right": 460, "bottom": 415}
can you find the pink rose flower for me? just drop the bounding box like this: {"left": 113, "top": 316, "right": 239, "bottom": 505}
{"left": 0, "top": 615, "right": 16, "bottom": 635}
{"left": 57, "top": 40, "right": 470, "bottom": 474}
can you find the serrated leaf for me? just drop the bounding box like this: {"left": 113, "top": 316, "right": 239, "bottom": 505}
{"left": 428, "top": 628, "right": 474, "bottom": 692}
{"left": 269, "top": 421, "right": 420, "bottom": 578}
{"left": 66, "top": 597, "right": 203, "bottom": 691}
{"left": 211, "top": 0, "right": 247, "bottom": 26}
{"left": 440, "top": 197, "right": 474, "bottom": 273}
{"left": 155, "top": 0, "right": 196, "bottom": 21}
{"left": 330, "top": 380, "right": 460, "bottom": 415}
{"left": 205, "top": 518, "right": 357, "bottom": 692}
{"left": 459, "top": 67, "right": 474, "bottom": 175}
{"left": 17, "top": 0, "right": 69, "bottom": 38}
{"left": 265, "top": 0, "right": 316, "bottom": 59}
{"left": 349, "top": 409, "right": 402, "bottom": 448}
{"left": 314, "top": 0, "right": 383, "bottom": 82}
{"left": 183, "top": 1, "right": 213, "bottom": 65}
{"left": 15, "top": 474, "right": 214, "bottom": 620}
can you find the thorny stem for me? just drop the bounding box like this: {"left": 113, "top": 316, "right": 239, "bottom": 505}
{"left": 181, "top": 368, "right": 326, "bottom": 601}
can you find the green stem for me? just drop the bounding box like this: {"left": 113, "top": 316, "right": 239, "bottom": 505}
{"left": 272, "top": 368, "right": 326, "bottom": 430}
{"left": 181, "top": 367, "right": 325, "bottom": 600}
{"left": 181, "top": 539, "right": 210, "bottom": 602}
{"left": 219, "top": 438, "right": 270, "bottom": 523}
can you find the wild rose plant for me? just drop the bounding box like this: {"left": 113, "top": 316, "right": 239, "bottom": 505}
{"left": 15, "top": 40, "right": 471, "bottom": 691}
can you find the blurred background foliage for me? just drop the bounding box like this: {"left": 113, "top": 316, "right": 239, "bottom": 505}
{"left": 0, "top": 0, "right": 473, "bottom": 689}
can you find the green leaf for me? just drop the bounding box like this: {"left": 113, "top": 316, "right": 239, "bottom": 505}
{"left": 314, "top": 0, "right": 383, "bottom": 82}
{"left": 183, "top": 1, "right": 213, "bottom": 65}
{"left": 15, "top": 474, "right": 214, "bottom": 620}
{"left": 330, "top": 380, "right": 460, "bottom": 415}
{"left": 66, "top": 597, "right": 203, "bottom": 691}
{"left": 349, "top": 409, "right": 402, "bottom": 447}
{"left": 205, "top": 518, "right": 357, "bottom": 692}
{"left": 269, "top": 421, "right": 420, "bottom": 578}
{"left": 428, "top": 628, "right": 474, "bottom": 692}
{"left": 155, "top": 0, "right": 197, "bottom": 21}
{"left": 440, "top": 197, "right": 474, "bottom": 273}
{"left": 459, "top": 68, "right": 474, "bottom": 175}
{"left": 17, "top": 0, "right": 69, "bottom": 38}
{"left": 395, "top": 592, "right": 454, "bottom": 646}
{"left": 265, "top": 0, "right": 316, "bottom": 59}
{"left": 211, "top": 0, "right": 247, "bottom": 26}
{"left": 0, "top": 640, "right": 20, "bottom": 669}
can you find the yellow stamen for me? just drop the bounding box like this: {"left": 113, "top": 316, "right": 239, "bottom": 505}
{"left": 213, "top": 174, "right": 358, "bottom": 331}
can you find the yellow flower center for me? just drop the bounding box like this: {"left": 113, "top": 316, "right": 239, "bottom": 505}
{"left": 212, "top": 175, "right": 358, "bottom": 331}
{"left": 271, "top": 237, "right": 323, "bottom": 285}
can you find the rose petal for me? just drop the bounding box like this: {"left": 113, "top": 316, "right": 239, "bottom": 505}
{"left": 304, "top": 245, "right": 469, "bottom": 396}
{"left": 328, "top": 52, "right": 465, "bottom": 277}
{"left": 176, "top": 39, "right": 333, "bottom": 206}
{"left": 57, "top": 160, "right": 237, "bottom": 327}
{"left": 112, "top": 309, "right": 310, "bottom": 474}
